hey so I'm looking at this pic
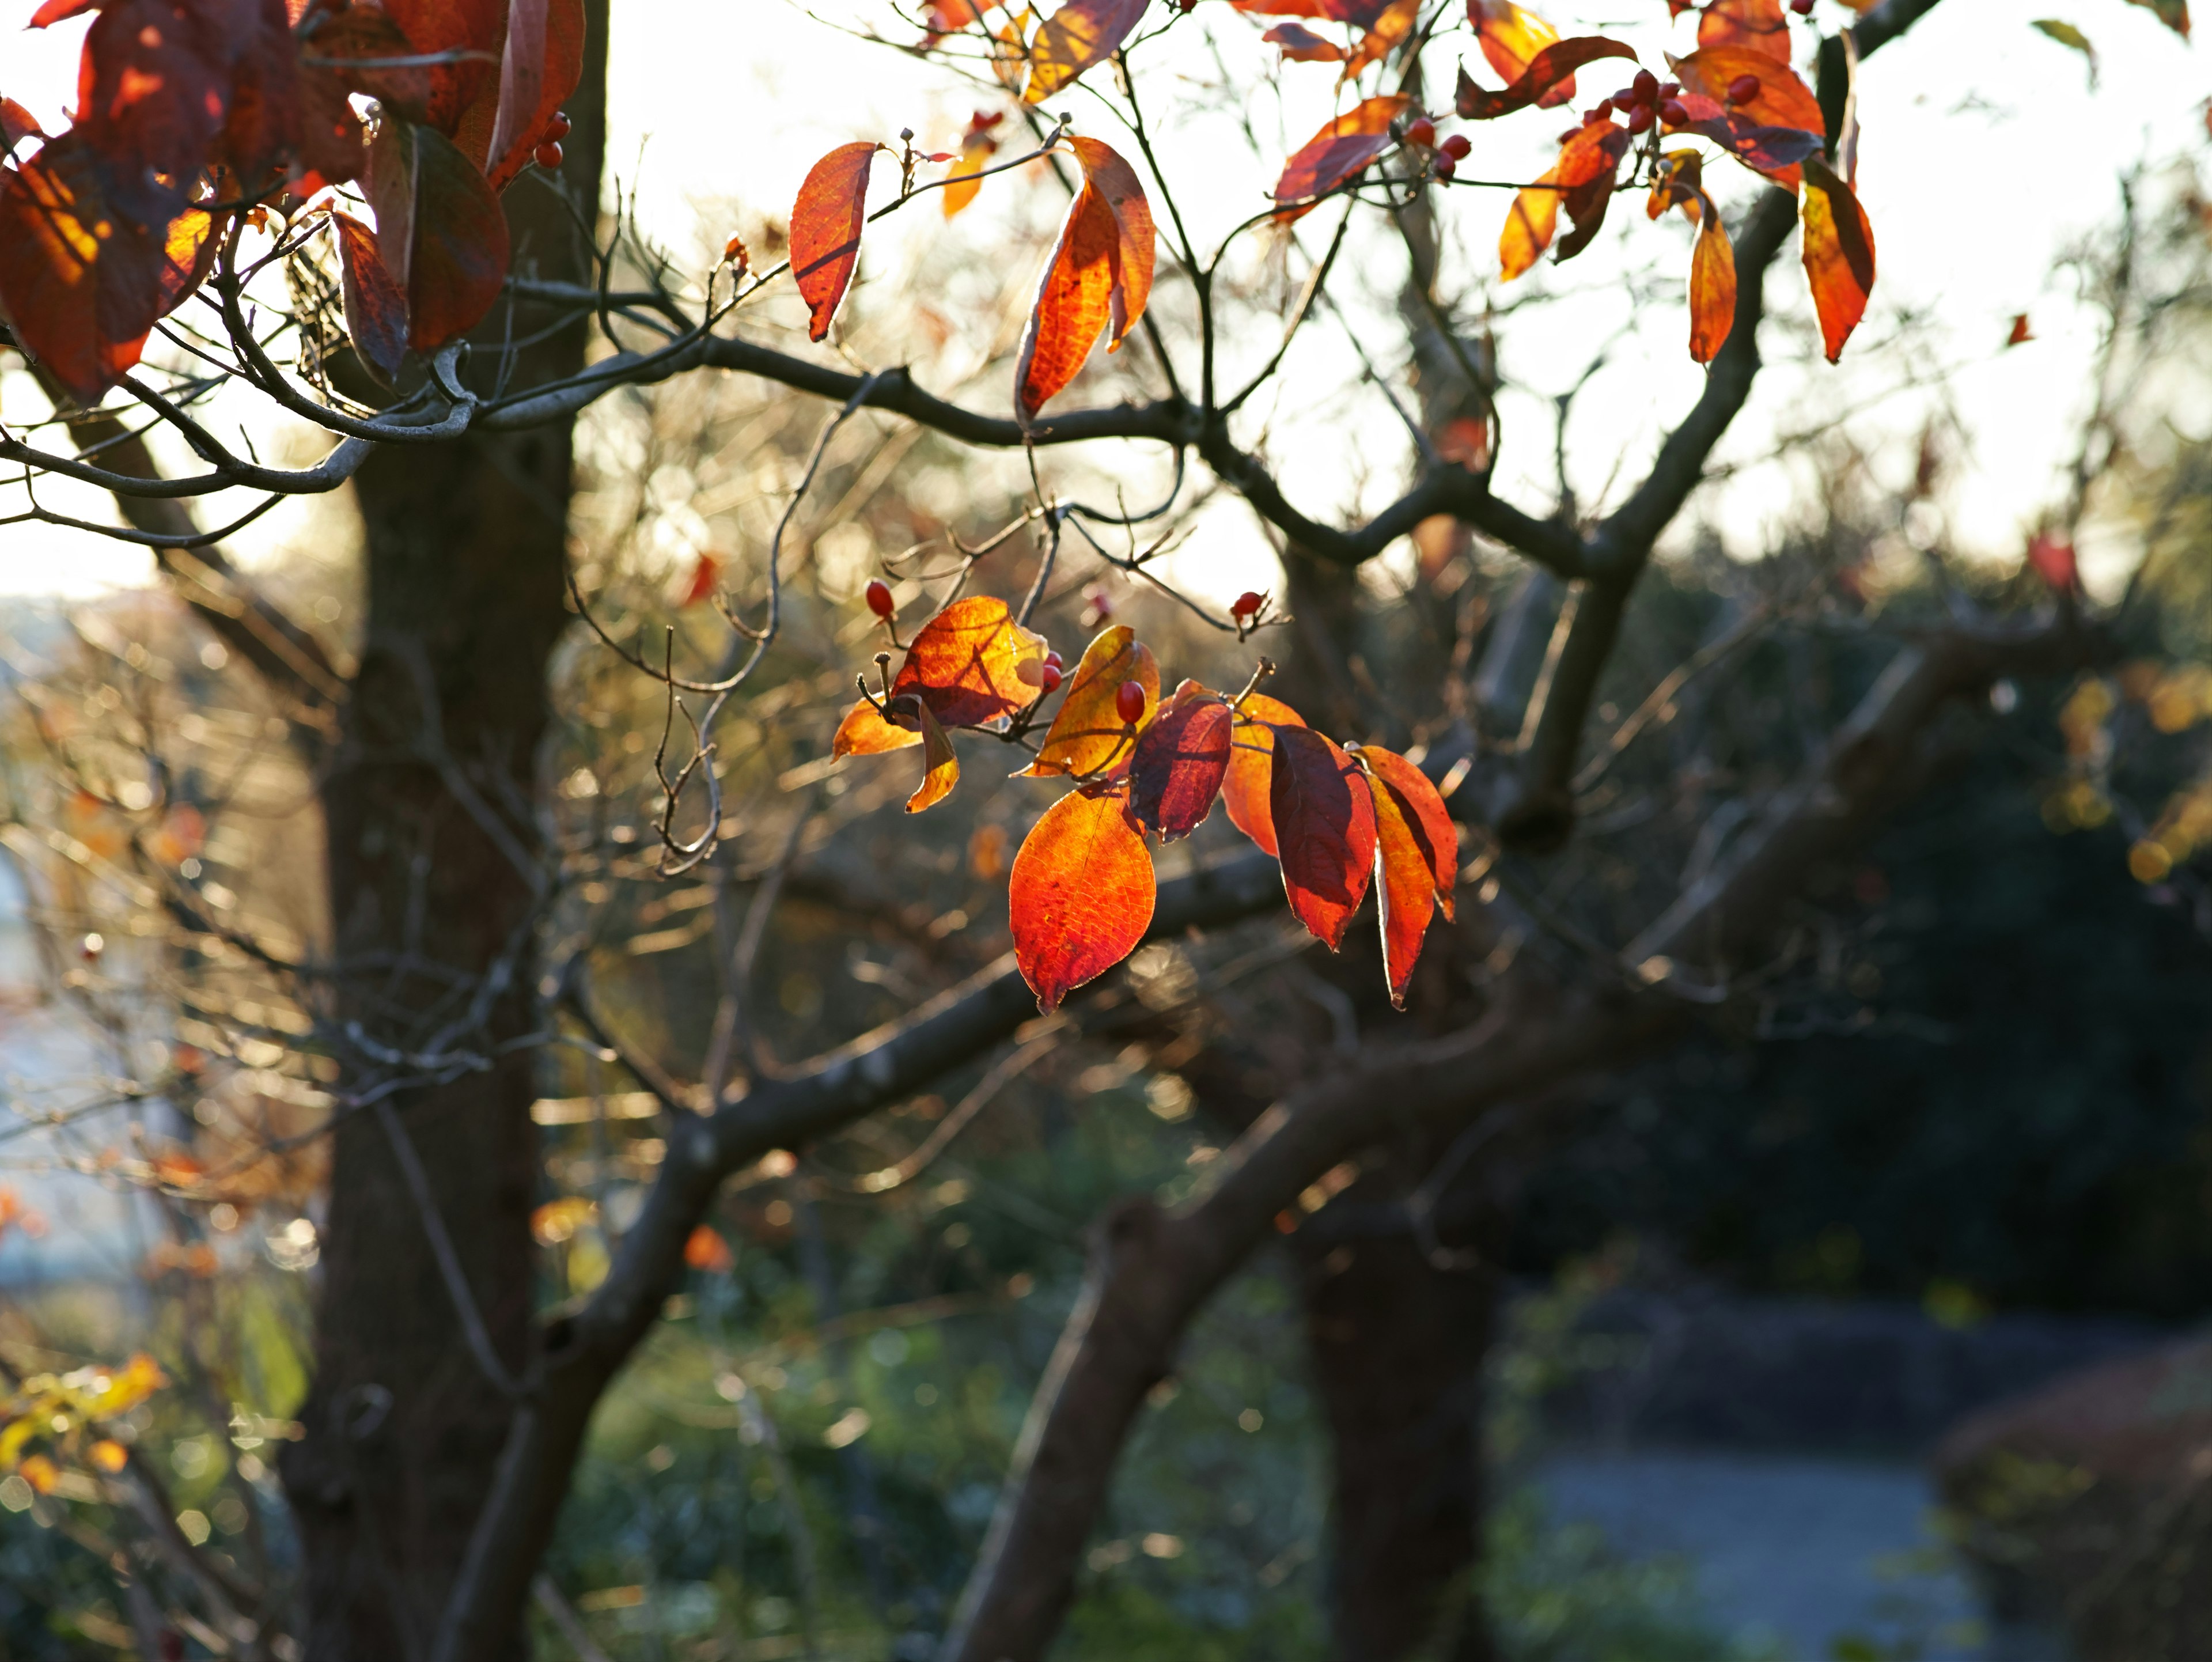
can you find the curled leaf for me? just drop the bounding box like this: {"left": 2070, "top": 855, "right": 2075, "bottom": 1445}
{"left": 1272, "top": 94, "right": 1410, "bottom": 211}
{"left": 1698, "top": 0, "right": 1791, "bottom": 63}
{"left": 1020, "top": 625, "right": 1158, "bottom": 778}
{"left": 832, "top": 696, "right": 923, "bottom": 759}
{"left": 891, "top": 596, "right": 1050, "bottom": 727}
{"left": 1010, "top": 788, "right": 1156, "bottom": 1012}
{"left": 1130, "top": 693, "right": 1234, "bottom": 841}
{"left": 1688, "top": 191, "right": 1736, "bottom": 364}
{"left": 1499, "top": 120, "right": 1629, "bottom": 280}
{"left": 792, "top": 142, "right": 878, "bottom": 343}
{"left": 907, "top": 701, "right": 961, "bottom": 813}
{"left": 332, "top": 210, "right": 408, "bottom": 383}
{"left": 1025, "top": 0, "right": 1149, "bottom": 103}
{"left": 1453, "top": 36, "right": 1635, "bottom": 120}
{"left": 1368, "top": 768, "right": 1434, "bottom": 1006}
{"left": 1221, "top": 693, "right": 1307, "bottom": 857}
{"left": 1269, "top": 726, "right": 1377, "bottom": 950}
{"left": 1801, "top": 155, "right": 1875, "bottom": 363}
{"left": 1014, "top": 137, "right": 1154, "bottom": 419}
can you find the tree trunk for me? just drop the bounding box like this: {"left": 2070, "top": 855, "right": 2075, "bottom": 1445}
{"left": 279, "top": 16, "right": 609, "bottom": 1656}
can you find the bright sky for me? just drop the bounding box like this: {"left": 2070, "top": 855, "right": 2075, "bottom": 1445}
{"left": 1, "top": 0, "right": 2206, "bottom": 601}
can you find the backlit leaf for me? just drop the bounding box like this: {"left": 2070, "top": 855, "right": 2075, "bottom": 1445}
{"left": 907, "top": 701, "right": 961, "bottom": 813}
{"left": 1221, "top": 693, "right": 1306, "bottom": 857}
{"left": 332, "top": 210, "right": 408, "bottom": 384}
{"left": 833, "top": 696, "right": 923, "bottom": 759}
{"left": 1468, "top": 0, "right": 1577, "bottom": 106}
{"left": 378, "top": 0, "right": 507, "bottom": 139}
{"left": 792, "top": 141, "right": 878, "bottom": 342}
{"left": 1272, "top": 94, "right": 1410, "bottom": 211}
{"left": 1500, "top": 120, "right": 1629, "bottom": 279}
{"left": 1661, "top": 90, "right": 1821, "bottom": 181}
{"left": 0, "top": 138, "right": 164, "bottom": 400}
{"left": 1667, "top": 46, "right": 1823, "bottom": 183}
{"left": 1233, "top": 0, "right": 1389, "bottom": 21}
{"left": 1130, "top": 693, "right": 1233, "bottom": 841}
{"left": 1688, "top": 186, "right": 1734, "bottom": 362}
{"left": 1015, "top": 137, "right": 1154, "bottom": 419}
{"left": 1010, "top": 788, "right": 1156, "bottom": 1012}
{"left": 943, "top": 131, "right": 997, "bottom": 218}
{"left": 1025, "top": 0, "right": 1149, "bottom": 103}
{"left": 1266, "top": 21, "right": 1348, "bottom": 59}
{"left": 1368, "top": 767, "right": 1433, "bottom": 1007}
{"left": 1341, "top": 0, "right": 1419, "bottom": 81}
{"left": 890, "top": 596, "right": 1050, "bottom": 727}
{"left": 1801, "top": 154, "right": 1875, "bottom": 363}
{"left": 1020, "top": 624, "right": 1158, "bottom": 779}
{"left": 366, "top": 118, "right": 512, "bottom": 351}
{"left": 1270, "top": 726, "right": 1376, "bottom": 949}
{"left": 1355, "top": 745, "right": 1458, "bottom": 919}
{"left": 486, "top": 0, "right": 588, "bottom": 191}
{"left": 1453, "top": 37, "right": 1635, "bottom": 120}
{"left": 1698, "top": 0, "right": 1791, "bottom": 63}
{"left": 211, "top": 0, "right": 308, "bottom": 191}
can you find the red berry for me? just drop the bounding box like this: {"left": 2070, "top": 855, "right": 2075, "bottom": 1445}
{"left": 865, "top": 580, "right": 895, "bottom": 619}
{"left": 1114, "top": 680, "right": 1146, "bottom": 725}
{"left": 1727, "top": 74, "right": 1762, "bottom": 104}
{"left": 1044, "top": 650, "right": 1064, "bottom": 672}
{"left": 1232, "top": 590, "right": 1264, "bottom": 619}
{"left": 1440, "top": 132, "right": 1472, "bottom": 160}
{"left": 1659, "top": 81, "right": 1680, "bottom": 98}
{"left": 546, "top": 111, "right": 572, "bottom": 141}
{"left": 1632, "top": 69, "right": 1658, "bottom": 101}
{"left": 1040, "top": 664, "right": 1064, "bottom": 695}
{"left": 1592, "top": 98, "right": 1615, "bottom": 120}
{"left": 1405, "top": 116, "right": 1437, "bottom": 148}
{"left": 1178, "top": 0, "right": 1195, "bottom": 11}
{"left": 533, "top": 139, "right": 563, "bottom": 169}
{"left": 1790, "top": 0, "right": 1813, "bottom": 13}
{"left": 1626, "top": 103, "right": 1655, "bottom": 134}
{"left": 1611, "top": 85, "right": 1638, "bottom": 107}
{"left": 1434, "top": 157, "right": 1457, "bottom": 181}
{"left": 1660, "top": 99, "right": 1687, "bottom": 126}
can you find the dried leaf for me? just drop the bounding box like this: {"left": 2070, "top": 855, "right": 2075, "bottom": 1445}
{"left": 792, "top": 141, "right": 878, "bottom": 343}
{"left": 889, "top": 596, "right": 1051, "bottom": 727}
{"left": 1801, "top": 154, "right": 1875, "bottom": 363}
{"left": 1010, "top": 788, "right": 1156, "bottom": 1011}
{"left": 1014, "top": 137, "right": 1154, "bottom": 419}
{"left": 1698, "top": 0, "right": 1791, "bottom": 63}
{"left": 1221, "top": 694, "right": 1306, "bottom": 857}
{"left": 332, "top": 210, "right": 408, "bottom": 384}
{"left": 1272, "top": 94, "right": 1410, "bottom": 211}
{"left": 1026, "top": 0, "right": 1150, "bottom": 103}
{"left": 1269, "top": 726, "right": 1376, "bottom": 949}
{"left": 1130, "top": 693, "right": 1233, "bottom": 840}
{"left": 1454, "top": 36, "right": 1635, "bottom": 120}
{"left": 1355, "top": 745, "right": 1459, "bottom": 919}
{"left": 1020, "top": 624, "right": 1158, "bottom": 778}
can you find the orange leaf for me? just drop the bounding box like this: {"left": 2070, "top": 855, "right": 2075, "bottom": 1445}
{"left": 1468, "top": 0, "right": 1575, "bottom": 105}
{"left": 1687, "top": 187, "right": 1736, "bottom": 362}
{"left": 676, "top": 550, "right": 722, "bottom": 608}
{"left": 1368, "top": 767, "right": 1434, "bottom": 1006}
{"left": 791, "top": 141, "right": 878, "bottom": 343}
{"left": 1015, "top": 137, "right": 1154, "bottom": 419}
{"left": 1025, "top": 0, "right": 1149, "bottom": 103}
{"left": 1010, "top": 788, "right": 1156, "bottom": 1011}
{"left": 833, "top": 696, "right": 924, "bottom": 759}
{"left": 1222, "top": 693, "right": 1306, "bottom": 857}
{"left": 1269, "top": 726, "right": 1377, "bottom": 949}
{"left": 1801, "top": 156, "right": 1875, "bottom": 364}
{"left": 0, "top": 99, "right": 45, "bottom": 148}
{"left": 1453, "top": 37, "right": 1635, "bottom": 120}
{"left": 1355, "top": 745, "right": 1458, "bottom": 921}
{"left": 683, "top": 1225, "right": 734, "bottom": 1273}
{"left": 1272, "top": 94, "right": 1409, "bottom": 211}
{"left": 332, "top": 210, "right": 408, "bottom": 384}
{"left": 1661, "top": 90, "right": 1821, "bottom": 182}
{"left": 1342, "top": 0, "right": 1419, "bottom": 81}
{"left": 906, "top": 701, "right": 961, "bottom": 813}
{"left": 1130, "top": 692, "right": 1233, "bottom": 841}
{"left": 890, "top": 596, "right": 1050, "bottom": 726}
{"left": 1668, "top": 46, "right": 1821, "bottom": 135}
{"left": 1499, "top": 120, "right": 1628, "bottom": 279}
{"left": 943, "top": 131, "right": 998, "bottom": 218}
{"left": 1698, "top": 0, "right": 1791, "bottom": 63}
{"left": 1266, "top": 21, "right": 1348, "bottom": 58}
{"left": 1020, "top": 624, "right": 1158, "bottom": 778}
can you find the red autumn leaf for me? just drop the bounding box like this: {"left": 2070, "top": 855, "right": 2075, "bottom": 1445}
{"left": 1, "top": 99, "right": 44, "bottom": 149}
{"left": 676, "top": 550, "right": 722, "bottom": 608}
{"left": 1367, "top": 767, "right": 1434, "bottom": 1007}
{"left": 1020, "top": 624, "right": 1159, "bottom": 779}
{"left": 1272, "top": 94, "right": 1410, "bottom": 210}
{"left": 907, "top": 700, "right": 961, "bottom": 813}
{"left": 792, "top": 141, "right": 878, "bottom": 343}
{"left": 1467, "top": 0, "right": 1579, "bottom": 106}
{"left": 890, "top": 596, "right": 1051, "bottom": 727}
{"left": 1454, "top": 37, "right": 1636, "bottom": 120}
{"left": 1499, "top": 120, "right": 1629, "bottom": 279}
{"left": 1645, "top": 160, "right": 1737, "bottom": 362}
{"left": 1014, "top": 137, "right": 1154, "bottom": 420}
{"left": 1265, "top": 21, "right": 1348, "bottom": 59}
{"left": 1355, "top": 745, "right": 1458, "bottom": 920}
{"left": 1340, "top": 0, "right": 1418, "bottom": 81}
{"left": 1025, "top": 0, "right": 1149, "bottom": 103}
{"left": 1010, "top": 788, "right": 1156, "bottom": 1012}
{"left": 1233, "top": 0, "right": 1389, "bottom": 21}
{"left": 0, "top": 137, "right": 169, "bottom": 400}
{"left": 305, "top": 6, "right": 439, "bottom": 123}
{"left": 1270, "top": 726, "right": 1377, "bottom": 950}
{"left": 2028, "top": 533, "right": 2078, "bottom": 592}
{"left": 332, "top": 210, "right": 409, "bottom": 384}
{"left": 1130, "top": 693, "right": 1234, "bottom": 841}
{"left": 367, "top": 118, "right": 512, "bottom": 351}
{"left": 75, "top": 0, "right": 226, "bottom": 224}
{"left": 1669, "top": 47, "right": 1821, "bottom": 134}
{"left": 1801, "top": 155, "right": 1875, "bottom": 363}
{"left": 380, "top": 0, "right": 507, "bottom": 139}
{"left": 1698, "top": 0, "right": 1791, "bottom": 63}
{"left": 1662, "top": 90, "right": 1822, "bottom": 181}
{"left": 683, "top": 1225, "right": 734, "bottom": 1273}
{"left": 486, "top": 0, "right": 588, "bottom": 191}
{"left": 1222, "top": 692, "right": 1306, "bottom": 857}
{"left": 210, "top": 0, "right": 308, "bottom": 192}
{"left": 292, "top": 60, "right": 369, "bottom": 192}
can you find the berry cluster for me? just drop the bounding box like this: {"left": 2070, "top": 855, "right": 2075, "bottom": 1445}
{"left": 1403, "top": 115, "right": 1473, "bottom": 181}
{"left": 1578, "top": 68, "right": 1681, "bottom": 140}
{"left": 533, "top": 109, "right": 573, "bottom": 172}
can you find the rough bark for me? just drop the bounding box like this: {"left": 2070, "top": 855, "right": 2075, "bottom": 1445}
{"left": 277, "top": 13, "right": 611, "bottom": 1658}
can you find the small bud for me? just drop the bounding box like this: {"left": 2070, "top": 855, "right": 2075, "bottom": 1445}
{"left": 900, "top": 126, "right": 915, "bottom": 142}
{"left": 865, "top": 579, "right": 896, "bottom": 620}
{"left": 1115, "top": 680, "right": 1146, "bottom": 725}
